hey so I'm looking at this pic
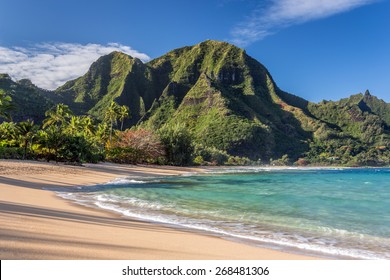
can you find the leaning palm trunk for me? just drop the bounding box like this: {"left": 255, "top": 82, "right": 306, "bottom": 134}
{"left": 109, "top": 120, "right": 113, "bottom": 142}
{"left": 23, "top": 140, "right": 28, "bottom": 160}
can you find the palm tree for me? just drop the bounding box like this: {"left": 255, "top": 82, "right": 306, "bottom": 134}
{"left": 62, "top": 115, "right": 96, "bottom": 140}
{"left": 0, "top": 90, "right": 15, "bottom": 121}
{"left": 66, "top": 116, "right": 83, "bottom": 135}
{"left": 43, "top": 103, "right": 73, "bottom": 129}
{"left": 0, "top": 121, "right": 16, "bottom": 141}
{"left": 80, "top": 116, "right": 95, "bottom": 136}
{"left": 118, "top": 105, "right": 130, "bottom": 131}
{"left": 42, "top": 126, "right": 64, "bottom": 161}
{"left": 15, "top": 119, "right": 38, "bottom": 159}
{"left": 95, "top": 122, "right": 109, "bottom": 151}
{"left": 42, "top": 104, "right": 73, "bottom": 161}
{"left": 104, "top": 101, "right": 120, "bottom": 142}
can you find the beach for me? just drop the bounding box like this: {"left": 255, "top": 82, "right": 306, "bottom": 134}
{"left": 0, "top": 160, "right": 319, "bottom": 260}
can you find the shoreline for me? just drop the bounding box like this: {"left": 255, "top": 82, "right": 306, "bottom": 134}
{"left": 0, "top": 160, "right": 321, "bottom": 260}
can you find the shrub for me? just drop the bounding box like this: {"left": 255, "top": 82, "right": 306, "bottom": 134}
{"left": 106, "top": 129, "right": 165, "bottom": 164}
{"left": 158, "top": 123, "right": 193, "bottom": 166}
{"left": 0, "top": 146, "right": 24, "bottom": 159}
{"left": 295, "top": 158, "right": 309, "bottom": 166}
{"left": 193, "top": 155, "right": 205, "bottom": 166}
{"left": 226, "top": 156, "right": 251, "bottom": 166}
{"left": 192, "top": 144, "right": 229, "bottom": 165}
{"left": 57, "top": 135, "right": 99, "bottom": 163}
{"left": 270, "top": 154, "right": 290, "bottom": 166}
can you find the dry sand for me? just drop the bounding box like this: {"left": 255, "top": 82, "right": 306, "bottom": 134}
{"left": 0, "top": 160, "right": 320, "bottom": 260}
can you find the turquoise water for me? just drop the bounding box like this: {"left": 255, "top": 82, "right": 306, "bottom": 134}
{"left": 57, "top": 167, "right": 390, "bottom": 259}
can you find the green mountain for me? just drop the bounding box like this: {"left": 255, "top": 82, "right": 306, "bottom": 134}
{"left": 55, "top": 40, "right": 317, "bottom": 160}
{"left": 140, "top": 40, "right": 316, "bottom": 160}
{"left": 56, "top": 51, "right": 158, "bottom": 125}
{"left": 0, "top": 74, "right": 54, "bottom": 122}
{"left": 361, "top": 90, "right": 390, "bottom": 126}
{"left": 1, "top": 40, "right": 389, "bottom": 165}
{"left": 308, "top": 91, "right": 390, "bottom": 145}
{"left": 305, "top": 91, "right": 390, "bottom": 165}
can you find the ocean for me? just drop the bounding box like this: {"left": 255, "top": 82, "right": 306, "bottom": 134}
{"left": 56, "top": 167, "right": 390, "bottom": 259}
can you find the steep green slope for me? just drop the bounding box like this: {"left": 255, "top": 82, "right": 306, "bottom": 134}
{"left": 304, "top": 92, "right": 390, "bottom": 165}
{"left": 0, "top": 74, "right": 54, "bottom": 122}
{"left": 362, "top": 90, "right": 390, "bottom": 126}
{"left": 56, "top": 52, "right": 133, "bottom": 114}
{"left": 56, "top": 51, "right": 159, "bottom": 125}
{"left": 140, "top": 40, "right": 319, "bottom": 160}
{"left": 308, "top": 92, "right": 390, "bottom": 145}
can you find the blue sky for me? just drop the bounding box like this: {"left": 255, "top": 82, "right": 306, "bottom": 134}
{"left": 0, "top": 0, "right": 389, "bottom": 102}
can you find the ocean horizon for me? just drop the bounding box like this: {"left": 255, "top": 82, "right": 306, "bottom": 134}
{"left": 55, "top": 167, "right": 390, "bottom": 259}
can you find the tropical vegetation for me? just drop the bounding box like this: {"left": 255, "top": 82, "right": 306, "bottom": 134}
{"left": 0, "top": 40, "right": 389, "bottom": 166}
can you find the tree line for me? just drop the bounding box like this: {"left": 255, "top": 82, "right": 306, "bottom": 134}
{"left": 0, "top": 92, "right": 198, "bottom": 165}
{"left": 2, "top": 90, "right": 388, "bottom": 166}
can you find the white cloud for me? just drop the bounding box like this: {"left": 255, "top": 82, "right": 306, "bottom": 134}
{"left": 231, "top": 0, "right": 378, "bottom": 46}
{"left": 0, "top": 42, "right": 150, "bottom": 90}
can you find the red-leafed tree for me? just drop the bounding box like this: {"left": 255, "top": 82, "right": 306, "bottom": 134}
{"left": 107, "top": 128, "right": 165, "bottom": 164}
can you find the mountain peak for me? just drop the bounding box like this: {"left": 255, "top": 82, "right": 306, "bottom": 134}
{"left": 364, "top": 89, "right": 371, "bottom": 97}
{"left": 194, "top": 39, "right": 245, "bottom": 54}
{"left": 108, "top": 50, "right": 133, "bottom": 59}
{"left": 197, "top": 39, "right": 240, "bottom": 48}
{"left": 93, "top": 51, "right": 134, "bottom": 63}
{"left": 0, "top": 73, "right": 12, "bottom": 80}
{"left": 17, "top": 79, "right": 35, "bottom": 87}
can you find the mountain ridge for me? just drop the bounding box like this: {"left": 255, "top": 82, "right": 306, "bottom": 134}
{"left": 1, "top": 40, "right": 389, "bottom": 165}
